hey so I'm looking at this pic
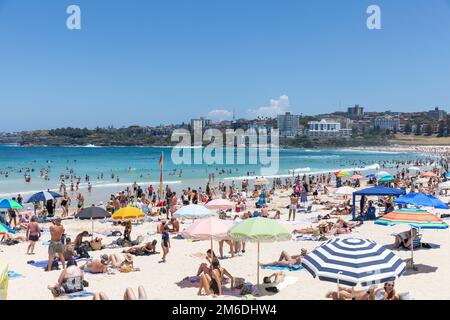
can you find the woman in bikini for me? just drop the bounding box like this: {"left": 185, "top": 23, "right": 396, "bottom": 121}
{"left": 198, "top": 259, "right": 234, "bottom": 297}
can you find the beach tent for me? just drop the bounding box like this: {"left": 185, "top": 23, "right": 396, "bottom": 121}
{"left": 352, "top": 186, "right": 406, "bottom": 220}
{"left": 0, "top": 260, "right": 8, "bottom": 300}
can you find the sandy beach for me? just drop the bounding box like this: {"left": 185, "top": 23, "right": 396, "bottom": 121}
{"left": 3, "top": 182, "right": 450, "bottom": 300}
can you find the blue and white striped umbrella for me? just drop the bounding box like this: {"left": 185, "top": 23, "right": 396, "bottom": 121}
{"left": 26, "top": 191, "right": 62, "bottom": 203}
{"left": 301, "top": 238, "right": 406, "bottom": 287}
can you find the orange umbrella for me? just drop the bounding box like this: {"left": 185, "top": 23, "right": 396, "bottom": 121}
{"left": 421, "top": 171, "right": 437, "bottom": 178}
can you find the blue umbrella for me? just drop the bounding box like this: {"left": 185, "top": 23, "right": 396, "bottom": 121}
{"left": 26, "top": 191, "right": 62, "bottom": 203}
{"left": 365, "top": 174, "right": 376, "bottom": 179}
{"left": 394, "top": 193, "right": 448, "bottom": 209}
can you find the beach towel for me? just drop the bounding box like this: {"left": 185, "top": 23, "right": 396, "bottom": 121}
{"left": 261, "top": 265, "right": 304, "bottom": 272}
{"left": 65, "top": 291, "right": 95, "bottom": 299}
{"left": 294, "top": 235, "right": 319, "bottom": 241}
{"left": 277, "top": 276, "right": 299, "bottom": 291}
{"left": 7, "top": 271, "right": 24, "bottom": 279}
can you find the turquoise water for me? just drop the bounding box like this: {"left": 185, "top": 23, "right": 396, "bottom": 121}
{"left": 0, "top": 145, "right": 428, "bottom": 196}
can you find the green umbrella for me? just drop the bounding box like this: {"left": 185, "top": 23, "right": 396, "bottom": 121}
{"left": 0, "top": 199, "right": 22, "bottom": 210}
{"left": 228, "top": 217, "right": 291, "bottom": 287}
{"left": 0, "top": 224, "right": 10, "bottom": 235}
{"left": 379, "top": 175, "right": 394, "bottom": 183}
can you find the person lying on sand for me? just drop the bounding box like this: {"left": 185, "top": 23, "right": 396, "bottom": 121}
{"left": 79, "top": 256, "right": 109, "bottom": 274}
{"left": 198, "top": 259, "right": 234, "bottom": 297}
{"left": 93, "top": 286, "right": 148, "bottom": 300}
{"left": 260, "top": 271, "right": 286, "bottom": 293}
{"left": 326, "top": 286, "right": 376, "bottom": 300}
{"left": 260, "top": 249, "right": 307, "bottom": 268}
{"left": 123, "top": 240, "right": 158, "bottom": 255}
{"left": 48, "top": 259, "right": 85, "bottom": 298}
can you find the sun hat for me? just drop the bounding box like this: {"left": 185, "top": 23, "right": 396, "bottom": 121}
{"left": 125, "top": 253, "right": 133, "bottom": 262}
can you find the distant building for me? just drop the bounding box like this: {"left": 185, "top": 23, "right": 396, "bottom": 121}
{"left": 347, "top": 105, "right": 364, "bottom": 118}
{"left": 277, "top": 112, "right": 301, "bottom": 138}
{"left": 190, "top": 117, "right": 211, "bottom": 133}
{"left": 306, "top": 119, "right": 352, "bottom": 138}
{"left": 428, "top": 107, "right": 447, "bottom": 121}
{"left": 374, "top": 115, "right": 400, "bottom": 131}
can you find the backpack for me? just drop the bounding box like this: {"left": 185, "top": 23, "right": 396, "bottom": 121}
{"left": 62, "top": 276, "right": 84, "bottom": 294}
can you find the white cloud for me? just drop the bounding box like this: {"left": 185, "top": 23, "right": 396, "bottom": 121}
{"left": 207, "top": 109, "right": 233, "bottom": 121}
{"left": 247, "top": 95, "right": 290, "bottom": 118}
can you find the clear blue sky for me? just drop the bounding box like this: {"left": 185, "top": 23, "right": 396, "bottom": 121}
{"left": 1, "top": 0, "right": 450, "bottom": 131}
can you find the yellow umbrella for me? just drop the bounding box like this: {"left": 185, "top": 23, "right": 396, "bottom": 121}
{"left": 112, "top": 207, "right": 145, "bottom": 220}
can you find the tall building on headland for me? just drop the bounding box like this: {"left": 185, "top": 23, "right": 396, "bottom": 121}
{"left": 190, "top": 117, "right": 211, "bottom": 133}
{"left": 347, "top": 104, "right": 364, "bottom": 118}
{"left": 428, "top": 107, "right": 447, "bottom": 121}
{"left": 277, "top": 112, "right": 301, "bottom": 138}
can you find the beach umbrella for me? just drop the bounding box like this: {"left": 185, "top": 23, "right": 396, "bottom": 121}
{"left": 205, "top": 199, "right": 235, "bottom": 211}
{"left": 421, "top": 172, "right": 437, "bottom": 178}
{"left": 335, "top": 186, "right": 356, "bottom": 195}
{"left": 375, "top": 171, "right": 391, "bottom": 178}
{"left": 254, "top": 177, "right": 268, "bottom": 186}
{"left": 0, "top": 224, "right": 11, "bottom": 235}
{"left": 378, "top": 175, "right": 394, "bottom": 183}
{"left": 0, "top": 224, "right": 15, "bottom": 234}
{"left": 439, "top": 181, "right": 450, "bottom": 190}
{"left": 375, "top": 210, "right": 448, "bottom": 269}
{"left": 182, "top": 217, "right": 233, "bottom": 253}
{"left": 394, "top": 193, "right": 448, "bottom": 209}
{"left": 335, "top": 171, "right": 350, "bottom": 178}
{"left": 301, "top": 238, "right": 406, "bottom": 290}
{"left": 173, "top": 204, "right": 216, "bottom": 219}
{"left": 0, "top": 199, "right": 22, "bottom": 210}
{"left": 228, "top": 217, "right": 291, "bottom": 287}
{"left": 76, "top": 206, "right": 111, "bottom": 239}
{"left": 408, "top": 166, "right": 421, "bottom": 172}
{"left": 111, "top": 207, "right": 145, "bottom": 220}
{"left": 26, "top": 191, "right": 62, "bottom": 203}
{"left": 365, "top": 174, "right": 376, "bottom": 179}
{"left": 350, "top": 174, "right": 363, "bottom": 180}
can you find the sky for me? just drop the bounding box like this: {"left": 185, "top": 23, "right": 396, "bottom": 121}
{"left": 1, "top": 0, "right": 450, "bottom": 131}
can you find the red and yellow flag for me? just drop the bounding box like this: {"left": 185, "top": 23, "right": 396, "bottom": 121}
{"left": 159, "top": 152, "right": 164, "bottom": 200}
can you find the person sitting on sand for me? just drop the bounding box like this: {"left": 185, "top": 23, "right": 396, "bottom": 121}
{"left": 123, "top": 240, "right": 158, "bottom": 256}
{"left": 198, "top": 259, "right": 234, "bottom": 297}
{"left": 168, "top": 217, "right": 180, "bottom": 233}
{"left": 48, "top": 259, "right": 85, "bottom": 297}
{"left": 260, "top": 249, "right": 307, "bottom": 268}
{"left": 197, "top": 249, "right": 216, "bottom": 276}
{"left": 63, "top": 238, "right": 76, "bottom": 261}
{"left": 93, "top": 286, "right": 148, "bottom": 300}
{"left": 119, "top": 253, "right": 140, "bottom": 273}
{"left": 73, "top": 231, "right": 90, "bottom": 249}
{"left": 373, "top": 282, "right": 399, "bottom": 300}
{"left": 393, "top": 228, "right": 419, "bottom": 250}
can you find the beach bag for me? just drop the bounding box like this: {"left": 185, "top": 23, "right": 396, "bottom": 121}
{"left": 62, "top": 276, "right": 84, "bottom": 294}
{"left": 90, "top": 239, "right": 102, "bottom": 251}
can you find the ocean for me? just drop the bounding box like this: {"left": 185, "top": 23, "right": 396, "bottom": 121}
{"left": 0, "top": 145, "right": 432, "bottom": 198}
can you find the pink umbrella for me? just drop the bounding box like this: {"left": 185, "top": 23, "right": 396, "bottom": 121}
{"left": 182, "top": 217, "right": 234, "bottom": 253}
{"left": 350, "top": 174, "right": 363, "bottom": 180}
{"left": 205, "top": 199, "right": 235, "bottom": 210}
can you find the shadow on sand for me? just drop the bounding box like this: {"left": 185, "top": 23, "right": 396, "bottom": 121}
{"left": 403, "top": 263, "right": 438, "bottom": 276}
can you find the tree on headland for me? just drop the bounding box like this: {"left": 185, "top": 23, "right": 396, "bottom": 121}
{"left": 414, "top": 124, "right": 422, "bottom": 136}
{"left": 404, "top": 123, "right": 412, "bottom": 135}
